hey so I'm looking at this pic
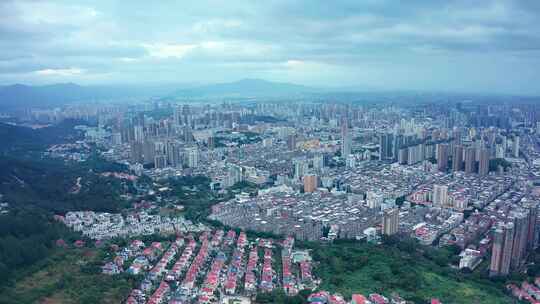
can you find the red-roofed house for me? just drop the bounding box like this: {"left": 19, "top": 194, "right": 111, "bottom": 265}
{"left": 351, "top": 294, "right": 367, "bottom": 304}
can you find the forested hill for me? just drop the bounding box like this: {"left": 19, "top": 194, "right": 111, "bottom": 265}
{"left": 0, "top": 118, "right": 136, "bottom": 295}
{"left": 0, "top": 156, "right": 129, "bottom": 214}
{"left": 0, "top": 208, "right": 79, "bottom": 286}
{"left": 0, "top": 119, "right": 86, "bottom": 154}
{"left": 0, "top": 119, "right": 130, "bottom": 213}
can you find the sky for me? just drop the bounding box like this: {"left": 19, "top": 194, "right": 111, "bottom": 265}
{"left": 1, "top": 0, "right": 540, "bottom": 95}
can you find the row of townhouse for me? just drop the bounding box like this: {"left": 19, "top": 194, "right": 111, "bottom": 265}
{"left": 260, "top": 247, "right": 274, "bottom": 292}
{"left": 182, "top": 232, "right": 211, "bottom": 289}
{"left": 244, "top": 246, "right": 259, "bottom": 292}
{"left": 166, "top": 237, "right": 197, "bottom": 281}
{"left": 198, "top": 251, "right": 227, "bottom": 303}
{"left": 224, "top": 233, "right": 247, "bottom": 295}
{"left": 149, "top": 241, "right": 180, "bottom": 282}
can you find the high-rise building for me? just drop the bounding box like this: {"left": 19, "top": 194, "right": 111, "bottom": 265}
{"left": 227, "top": 164, "right": 244, "bottom": 187}
{"left": 382, "top": 208, "right": 399, "bottom": 235}
{"left": 432, "top": 185, "right": 448, "bottom": 207}
{"left": 287, "top": 134, "right": 297, "bottom": 151}
{"left": 173, "top": 106, "right": 182, "bottom": 126}
{"left": 303, "top": 174, "right": 318, "bottom": 193}
{"left": 525, "top": 202, "right": 539, "bottom": 251}
{"left": 489, "top": 227, "right": 505, "bottom": 276}
{"left": 478, "top": 148, "right": 490, "bottom": 176}
{"left": 262, "top": 138, "right": 273, "bottom": 147}
{"left": 208, "top": 136, "right": 215, "bottom": 150}
{"left": 142, "top": 140, "right": 155, "bottom": 165}
{"left": 346, "top": 154, "right": 356, "bottom": 168}
{"left": 407, "top": 144, "right": 425, "bottom": 165}
{"left": 166, "top": 141, "right": 183, "bottom": 168}
{"left": 366, "top": 191, "right": 384, "bottom": 209}
{"left": 452, "top": 145, "right": 464, "bottom": 172}
{"left": 464, "top": 146, "right": 476, "bottom": 174}
{"left": 111, "top": 132, "right": 122, "bottom": 146}
{"left": 134, "top": 125, "right": 145, "bottom": 143}
{"left": 184, "top": 126, "right": 193, "bottom": 143}
{"left": 436, "top": 143, "right": 449, "bottom": 171}
{"left": 312, "top": 154, "right": 325, "bottom": 173}
{"left": 121, "top": 124, "right": 134, "bottom": 143}
{"left": 495, "top": 143, "right": 505, "bottom": 158}
{"left": 393, "top": 134, "right": 405, "bottom": 162}
{"left": 186, "top": 147, "right": 199, "bottom": 168}
{"left": 513, "top": 136, "right": 520, "bottom": 158}
{"left": 294, "top": 158, "right": 309, "bottom": 180}
{"left": 342, "top": 133, "right": 352, "bottom": 158}
{"left": 130, "top": 142, "right": 144, "bottom": 163}
{"left": 425, "top": 144, "right": 436, "bottom": 160}
{"left": 379, "top": 133, "right": 393, "bottom": 161}
{"left": 511, "top": 212, "right": 529, "bottom": 269}
{"left": 490, "top": 214, "right": 534, "bottom": 277}
{"left": 154, "top": 154, "right": 167, "bottom": 169}
{"left": 341, "top": 122, "right": 352, "bottom": 158}
{"left": 500, "top": 222, "right": 515, "bottom": 275}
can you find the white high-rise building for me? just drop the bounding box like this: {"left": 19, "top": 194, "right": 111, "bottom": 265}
{"left": 312, "top": 154, "right": 325, "bottom": 172}
{"left": 366, "top": 191, "right": 384, "bottom": 209}
{"left": 294, "top": 158, "right": 309, "bottom": 180}
{"left": 495, "top": 144, "right": 505, "bottom": 159}
{"left": 432, "top": 185, "right": 448, "bottom": 207}
{"left": 134, "top": 125, "right": 145, "bottom": 143}
{"left": 186, "top": 147, "right": 199, "bottom": 168}
{"left": 513, "top": 136, "right": 520, "bottom": 158}
{"left": 346, "top": 154, "right": 356, "bottom": 168}
{"left": 341, "top": 133, "right": 352, "bottom": 158}
{"left": 227, "top": 164, "right": 244, "bottom": 187}
{"left": 382, "top": 208, "right": 399, "bottom": 235}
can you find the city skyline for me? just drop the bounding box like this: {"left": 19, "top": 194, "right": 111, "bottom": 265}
{"left": 1, "top": 0, "right": 540, "bottom": 95}
{"left": 3, "top": 1, "right": 540, "bottom": 304}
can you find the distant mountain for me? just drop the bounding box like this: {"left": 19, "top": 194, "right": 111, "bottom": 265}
{"left": 0, "top": 83, "right": 98, "bottom": 109}
{"left": 3, "top": 80, "right": 537, "bottom": 108}
{"left": 170, "top": 78, "right": 318, "bottom": 98}
{"left": 0, "top": 83, "right": 188, "bottom": 109}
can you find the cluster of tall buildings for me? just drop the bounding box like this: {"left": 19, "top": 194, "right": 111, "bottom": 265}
{"left": 130, "top": 140, "right": 199, "bottom": 169}
{"left": 438, "top": 143, "right": 490, "bottom": 176}
{"left": 489, "top": 205, "right": 538, "bottom": 276}
{"left": 375, "top": 119, "right": 520, "bottom": 179}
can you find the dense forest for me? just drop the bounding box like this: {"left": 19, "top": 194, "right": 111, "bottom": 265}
{"left": 0, "top": 208, "right": 80, "bottom": 288}
{"left": 0, "top": 121, "right": 133, "bottom": 292}
{"left": 304, "top": 238, "right": 513, "bottom": 304}
{"left": 0, "top": 119, "right": 88, "bottom": 154}
{"left": 0, "top": 156, "right": 129, "bottom": 213}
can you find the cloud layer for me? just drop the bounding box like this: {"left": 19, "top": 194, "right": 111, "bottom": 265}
{"left": 1, "top": 0, "right": 540, "bottom": 95}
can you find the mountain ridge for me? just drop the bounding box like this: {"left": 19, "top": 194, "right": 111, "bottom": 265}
{"left": 169, "top": 78, "right": 319, "bottom": 98}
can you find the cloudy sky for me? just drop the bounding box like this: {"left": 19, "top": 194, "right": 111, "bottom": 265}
{"left": 1, "top": 0, "right": 540, "bottom": 95}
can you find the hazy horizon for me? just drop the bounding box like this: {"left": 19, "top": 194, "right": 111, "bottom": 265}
{"left": 1, "top": 0, "right": 540, "bottom": 95}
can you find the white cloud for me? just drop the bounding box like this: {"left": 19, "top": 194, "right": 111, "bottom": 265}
{"left": 143, "top": 43, "right": 197, "bottom": 59}
{"left": 35, "top": 68, "right": 85, "bottom": 76}
{"left": 119, "top": 57, "right": 139, "bottom": 63}
{"left": 15, "top": 2, "right": 99, "bottom": 26}
{"left": 192, "top": 19, "right": 242, "bottom": 34}
{"left": 284, "top": 60, "right": 305, "bottom": 68}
